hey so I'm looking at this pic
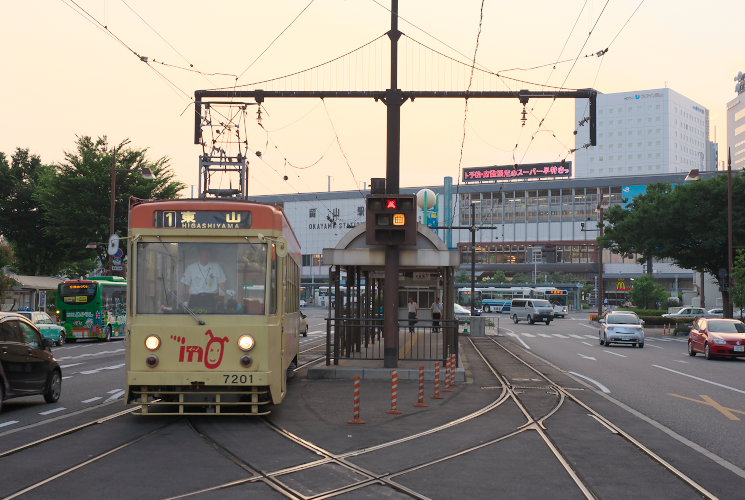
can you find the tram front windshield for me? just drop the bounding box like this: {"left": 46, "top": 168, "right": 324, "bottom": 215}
{"left": 136, "top": 242, "right": 268, "bottom": 315}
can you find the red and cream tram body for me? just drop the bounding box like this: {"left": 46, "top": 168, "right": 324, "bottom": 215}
{"left": 125, "top": 199, "right": 301, "bottom": 415}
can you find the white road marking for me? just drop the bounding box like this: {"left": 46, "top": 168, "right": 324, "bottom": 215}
{"left": 81, "top": 397, "right": 102, "bottom": 403}
{"left": 60, "top": 363, "right": 82, "bottom": 369}
{"left": 104, "top": 390, "right": 125, "bottom": 403}
{"left": 577, "top": 353, "right": 596, "bottom": 361}
{"left": 56, "top": 349, "right": 125, "bottom": 361}
{"left": 553, "top": 334, "right": 569, "bottom": 338}
{"left": 308, "top": 330, "right": 324, "bottom": 335}
{"left": 579, "top": 324, "right": 597, "bottom": 330}
{"left": 581, "top": 341, "right": 592, "bottom": 346}
{"left": 673, "top": 360, "right": 688, "bottom": 363}
{"left": 39, "top": 407, "right": 66, "bottom": 416}
{"left": 583, "top": 335, "right": 597, "bottom": 339}
{"left": 653, "top": 365, "right": 745, "bottom": 395}
{"left": 603, "top": 350, "right": 627, "bottom": 358}
{"left": 569, "top": 334, "right": 585, "bottom": 339}
{"left": 107, "top": 389, "right": 121, "bottom": 394}
{"left": 568, "top": 371, "right": 610, "bottom": 393}
{"left": 648, "top": 344, "right": 664, "bottom": 349}
{"left": 507, "top": 332, "right": 531, "bottom": 350}
{"left": 79, "top": 363, "right": 125, "bottom": 375}
{"left": 0, "top": 421, "right": 19, "bottom": 428}
{"left": 521, "top": 333, "right": 536, "bottom": 338}
{"left": 537, "top": 333, "right": 552, "bottom": 338}
{"left": 62, "top": 376, "right": 73, "bottom": 380}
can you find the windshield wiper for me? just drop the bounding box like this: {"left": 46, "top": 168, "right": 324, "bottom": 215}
{"left": 168, "top": 289, "right": 205, "bottom": 325}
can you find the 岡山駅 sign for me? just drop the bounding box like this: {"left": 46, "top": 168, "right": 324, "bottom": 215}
{"left": 463, "top": 162, "right": 572, "bottom": 182}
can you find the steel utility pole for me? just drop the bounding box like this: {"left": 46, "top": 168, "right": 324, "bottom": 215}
{"left": 193, "top": 0, "right": 598, "bottom": 367}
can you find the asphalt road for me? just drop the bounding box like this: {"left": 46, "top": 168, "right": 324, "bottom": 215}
{"left": 0, "top": 338, "right": 127, "bottom": 430}
{"left": 492, "top": 311, "right": 745, "bottom": 473}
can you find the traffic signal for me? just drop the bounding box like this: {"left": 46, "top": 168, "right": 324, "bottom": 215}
{"left": 366, "top": 194, "right": 417, "bottom": 246}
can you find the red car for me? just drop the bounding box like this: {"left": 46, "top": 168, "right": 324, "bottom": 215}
{"left": 688, "top": 318, "right": 745, "bottom": 360}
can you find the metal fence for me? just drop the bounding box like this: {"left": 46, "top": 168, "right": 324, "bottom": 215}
{"left": 325, "top": 317, "right": 459, "bottom": 364}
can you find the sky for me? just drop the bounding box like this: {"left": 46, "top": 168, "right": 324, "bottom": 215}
{"left": 3, "top": 1, "right": 743, "bottom": 197}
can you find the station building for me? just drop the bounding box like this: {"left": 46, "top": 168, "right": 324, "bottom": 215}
{"left": 251, "top": 86, "right": 723, "bottom": 308}
{"left": 251, "top": 170, "right": 719, "bottom": 308}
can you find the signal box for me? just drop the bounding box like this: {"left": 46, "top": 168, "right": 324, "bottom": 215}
{"left": 366, "top": 194, "right": 417, "bottom": 246}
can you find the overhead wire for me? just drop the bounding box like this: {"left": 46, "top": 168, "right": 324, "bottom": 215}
{"left": 451, "top": 0, "right": 487, "bottom": 227}
{"left": 236, "top": 0, "right": 316, "bottom": 81}
{"left": 322, "top": 100, "right": 365, "bottom": 197}
{"left": 58, "top": 0, "right": 193, "bottom": 102}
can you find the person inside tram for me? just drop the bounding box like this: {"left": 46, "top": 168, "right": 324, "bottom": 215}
{"left": 181, "top": 247, "right": 235, "bottom": 312}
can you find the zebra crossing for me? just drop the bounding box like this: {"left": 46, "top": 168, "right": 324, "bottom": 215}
{"left": 500, "top": 331, "right": 688, "bottom": 343}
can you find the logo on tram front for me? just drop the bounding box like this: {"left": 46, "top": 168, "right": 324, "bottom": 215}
{"left": 170, "top": 330, "right": 229, "bottom": 369}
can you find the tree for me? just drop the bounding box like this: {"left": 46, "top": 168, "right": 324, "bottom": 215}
{"left": 36, "top": 136, "right": 185, "bottom": 271}
{"left": 481, "top": 270, "right": 507, "bottom": 283}
{"left": 0, "top": 149, "right": 59, "bottom": 275}
{"left": 600, "top": 175, "right": 745, "bottom": 317}
{"left": 455, "top": 270, "right": 469, "bottom": 284}
{"left": 731, "top": 250, "right": 745, "bottom": 313}
{"left": 510, "top": 272, "right": 531, "bottom": 283}
{"left": 628, "top": 274, "right": 668, "bottom": 309}
{"left": 0, "top": 241, "right": 19, "bottom": 306}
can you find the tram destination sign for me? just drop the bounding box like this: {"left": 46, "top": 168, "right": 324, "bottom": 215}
{"left": 154, "top": 210, "right": 252, "bottom": 229}
{"left": 462, "top": 161, "right": 572, "bottom": 182}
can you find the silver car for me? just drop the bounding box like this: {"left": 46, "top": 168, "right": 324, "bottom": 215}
{"left": 599, "top": 313, "right": 645, "bottom": 348}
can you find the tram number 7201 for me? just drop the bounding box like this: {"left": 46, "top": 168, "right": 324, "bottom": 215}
{"left": 223, "top": 374, "right": 254, "bottom": 384}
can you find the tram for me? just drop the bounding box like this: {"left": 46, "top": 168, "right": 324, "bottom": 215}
{"left": 125, "top": 198, "right": 301, "bottom": 415}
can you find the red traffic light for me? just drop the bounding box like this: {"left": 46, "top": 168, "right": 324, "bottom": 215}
{"left": 386, "top": 199, "right": 397, "bottom": 209}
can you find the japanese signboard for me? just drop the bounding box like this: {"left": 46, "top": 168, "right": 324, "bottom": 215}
{"left": 462, "top": 161, "right": 572, "bottom": 183}
{"left": 154, "top": 211, "right": 252, "bottom": 229}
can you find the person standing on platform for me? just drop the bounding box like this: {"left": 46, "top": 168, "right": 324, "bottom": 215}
{"left": 407, "top": 296, "right": 418, "bottom": 333}
{"left": 431, "top": 297, "right": 442, "bottom": 333}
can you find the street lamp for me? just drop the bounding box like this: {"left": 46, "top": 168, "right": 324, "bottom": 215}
{"left": 470, "top": 200, "right": 480, "bottom": 317}
{"left": 108, "top": 139, "right": 156, "bottom": 276}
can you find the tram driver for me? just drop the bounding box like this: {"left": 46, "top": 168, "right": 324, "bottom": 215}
{"left": 181, "top": 247, "right": 235, "bottom": 312}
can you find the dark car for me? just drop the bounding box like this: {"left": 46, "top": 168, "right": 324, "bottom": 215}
{"left": 0, "top": 312, "right": 62, "bottom": 413}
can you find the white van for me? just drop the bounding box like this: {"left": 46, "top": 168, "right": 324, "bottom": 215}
{"left": 511, "top": 298, "right": 553, "bottom": 325}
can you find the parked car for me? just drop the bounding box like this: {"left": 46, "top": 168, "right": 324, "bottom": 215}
{"left": 299, "top": 312, "right": 309, "bottom": 337}
{"left": 598, "top": 313, "right": 645, "bottom": 347}
{"left": 688, "top": 318, "right": 745, "bottom": 360}
{"left": 15, "top": 310, "right": 65, "bottom": 346}
{"left": 662, "top": 307, "right": 708, "bottom": 320}
{"left": 0, "top": 312, "right": 62, "bottom": 413}
{"left": 707, "top": 308, "right": 723, "bottom": 318}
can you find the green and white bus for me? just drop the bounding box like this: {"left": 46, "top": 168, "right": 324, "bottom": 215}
{"left": 56, "top": 276, "right": 127, "bottom": 342}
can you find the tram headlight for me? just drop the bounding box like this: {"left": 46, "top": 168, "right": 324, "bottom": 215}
{"left": 145, "top": 335, "right": 161, "bottom": 351}
{"left": 238, "top": 335, "right": 255, "bottom": 351}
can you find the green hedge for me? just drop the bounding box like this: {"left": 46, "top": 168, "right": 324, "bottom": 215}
{"left": 617, "top": 308, "right": 666, "bottom": 316}
{"left": 638, "top": 315, "right": 692, "bottom": 326}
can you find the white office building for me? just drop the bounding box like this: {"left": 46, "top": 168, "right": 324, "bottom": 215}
{"left": 574, "top": 88, "right": 711, "bottom": 178}
{"left": 727, "top": 72, "right": 745, "bottom": 171}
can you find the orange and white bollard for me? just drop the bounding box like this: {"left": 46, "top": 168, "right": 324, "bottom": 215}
{"left": 450, "top": 354, "right": 458, "bottom": 387}
{"left": 443, "top": 356, "right": 454, "bottom": 392}
{"left": 348, "top": 376, "right": 366, "bottom": 424}
{"left": 432, "top": 361, "right": 444, "bottom": 399}
{"left": 414, "top": 366, "right": 428, "bottom": 407}
{"left": 386, "top": 370, "right": 402, "bottom": 414}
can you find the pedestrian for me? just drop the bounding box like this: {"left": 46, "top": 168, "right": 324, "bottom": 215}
{"left": 407, "top": 296, "right": 418, "bottom": 333}
{"left": 431, "top": 297, "right": 442, "bottom": 333}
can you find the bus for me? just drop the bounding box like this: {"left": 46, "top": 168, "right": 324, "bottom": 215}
{"left": 56, "top": 276, "right": 127, "bottom": 342}
{"left": 478, "top": 287, "right": 534, "bottom": 313}
{"left": 534, "top": 287, "right": 570, "bottom": 317}
{"left": 125, "top": 198, "right": 301, "bottom": 415}
{"left": 457, "top": 286, "right": 570, "bottom": 315}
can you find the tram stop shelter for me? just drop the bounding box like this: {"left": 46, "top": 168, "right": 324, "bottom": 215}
{"left": 316, "top": 223, "right": 461, "bottom": 374}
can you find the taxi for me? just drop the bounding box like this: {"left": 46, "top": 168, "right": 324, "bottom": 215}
{"left": 15, "top": 309, "right": 66, "bottom": 346}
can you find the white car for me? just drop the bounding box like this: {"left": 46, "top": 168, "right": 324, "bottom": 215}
{"left": 599, "top": 313, "right": 645, "bottom": 348}
{"left": 661, "top": 307, "right": 708, "bottom": 320}
{"left": 552, "top": 304, "right": 568, "bottom": 318}
{"left": 707, "top": 308, "right": 723, "bottom": 318}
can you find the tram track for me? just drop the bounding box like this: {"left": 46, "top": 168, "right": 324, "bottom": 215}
{"left": 1, "top": 333, "right": 722, "bottom": 499}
